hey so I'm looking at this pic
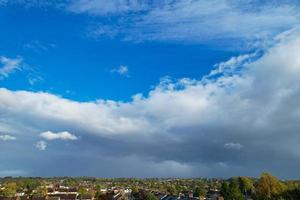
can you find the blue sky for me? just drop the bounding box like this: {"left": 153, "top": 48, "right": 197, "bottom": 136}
{"left": 0, "top": 3, "right": 235, "bottom": 101}
{"left": 1, "top": 0, "right": 300, "bottom": 178}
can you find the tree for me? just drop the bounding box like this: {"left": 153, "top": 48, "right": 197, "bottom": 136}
{"left": 195, "top": 182, "right": 207, "bottom": 198}
{"left": 78, "top": 186, "right": 88, "bottom": 199}
{"left": 1, "top": 182, "right": 17, "bottom": 197}
{"left": 221, "top": 182, "right": 230, "bottom": 199}
{"left": 221, "top": 180, "right": 243, "bottom": 200}
{"left": 281, "top": 187, "right": 300, "bottom": 200}
{"left": 95, "top": 184, "right": 102, "bottom": 199}
{"left": 228, "top": 180, "right": 244, "bottom": 200}
{"left": 35, "top": 182, "right": 48, "bottom": 196}
{"left": 23, "top": 179, "right": 40, "bottom": 195}
{"left": 167, "top": 185, "right": 178, "bottom": 195}
{"left": 131, "top": 186, "right": 139, "bottom": 194}
{"left": 145, "top": 192, "right": 158, "bottom": 200}
{"left": 255, "top": 172, "right": 287, "bottom": 200}
{"left": 239, "top": 177, "right": 254, "bottom": 197}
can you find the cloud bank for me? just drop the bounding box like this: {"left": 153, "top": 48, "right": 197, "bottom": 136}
{"left": 1, "top": 28, "right": 300, "bottom": 177}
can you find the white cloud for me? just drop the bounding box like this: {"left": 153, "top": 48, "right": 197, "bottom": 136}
{"left": 0, "top": 56, "right": 23, "bottom": 79}
{"left": 28, "top": 75, "right": 43, "bottom": 86}
{"left": 3, "top": 1, "right": 300, "bottom": 47}
{"left": 35, "top": 141, "right": 47, "bottom": 150}
{"left": 2, "top": 1, "right": 300, "bottom": 46}
{"left": 67, "top": 0, "right": 147, "bottom": 15}
{"left": 65, "top": 0, "right": 300, "bottom": 46}
{"left": 0, "top": 134, "right": 16, "bottom": 141}
{"left": 40, "top": 131, "right": 78, "bottom": 141}
{"left": 111, "top": 65, "right": 129, "bottom": 76}
{"left": 131, "top": 0, "right": 300, "bottom": 45}
{"left": 23, "top": 40, "right": 56, "bottom": 52}
{"left": 0, "top": 0, "right": 64, "bottom": 8}
{"left": 224, "top": 142, "right": 243, "bottom": 150}
{"left": 207, "top": 52, "right": 258, "bottom": 78}
{"left": 2, "top": 29, "right": 300, "bottom": 177}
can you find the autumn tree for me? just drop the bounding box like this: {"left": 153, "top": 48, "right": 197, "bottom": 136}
{"left": 255, "top": 172, "right": 287, "bottom": 200}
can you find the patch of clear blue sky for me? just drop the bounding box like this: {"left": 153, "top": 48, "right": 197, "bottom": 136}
{"left": 0, "top": 4, "right": 239, "bottom": 102}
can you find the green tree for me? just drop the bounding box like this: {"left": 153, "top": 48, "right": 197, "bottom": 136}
{"left": 95, "top": 185, "right": 102, "bottom": 198}
{"left": 35, "top": 182, "right": 48, "bottom": 196}
{"left": 195, "top": 182, "right": 207, "bottom": 198}
{"left": 228, "top": 180, "right": 244, "bottom": 200}
{"left": 23, "top": 179, "right": 40, "bottom": 195}
{"left": 131, "top": 186, "right": 139, "bottom": 194}
{"left": 221, "top": 182, "right": 230, "bottom": 199}
{"left": 167, "top": 185, "right": 178, "bottom": 195}
{"left": 1, "top": 182, "right": 17, "bottom": 197}
{"left": 145, "top": 192, "right": 158, "bottom": 200}
{"left": 239, "top": 177, "right": 254, "bottom": 197}
{"left": 281, "top": 187, "right": 300, "bottom": 200}
{"left": 78, "top": 186, "right": 88, "bottom": 199}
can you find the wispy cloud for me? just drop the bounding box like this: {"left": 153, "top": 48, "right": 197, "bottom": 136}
{"left": 28, "top": 74, "right": 43, "bottom": 86}
{"left": 224, "top": 142, "right": 243, "bottom": 150}
{"left": 0, "top": 0, "right": 66, "bottom": 8}
{"left": 67, "top": 0, "right": 147, "bottom": 16}
{"left": 207, "top": 52, "right": 259, "bottom": 78}
{"left": 0, "top": 56, "right": 23, "bottom": 79}
{"left": 0, "top": 134, "right": 16, "bottom": 141}
{"left": 111, "top": 65, "right": 129, "bottom": 77}
{"left": 23, "top": 40, "right": 56, "bottom": 53}
{"left": 3, "top": 0, "right": 300, "bottom": 47}
{"left": 35, "top": 141, "right": 47, "bottom": 150}
{"left": 40, "top": 131, "right": 78, "bottom": 141}
{"left": 65, "top": 0, "right": 300, "bottom": 49}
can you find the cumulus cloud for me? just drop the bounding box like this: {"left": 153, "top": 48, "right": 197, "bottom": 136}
{"left": 35, "top": 141, "right": 47, "bottom": 150}
{"left": 0, "top": 56, "right": 23, "bottom": 79}
{"left": 2, "top": 29, "right": 300, "bottom": 177}
{"left": 0, "top": 134, "right": 16, "bottom": 141}
{"left": 40, "top": 131, "right": 78, "bottom": 141}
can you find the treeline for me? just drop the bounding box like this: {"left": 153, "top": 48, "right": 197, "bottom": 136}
{"left": 221, "top": 172, "right": 300, "bottom": 200}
